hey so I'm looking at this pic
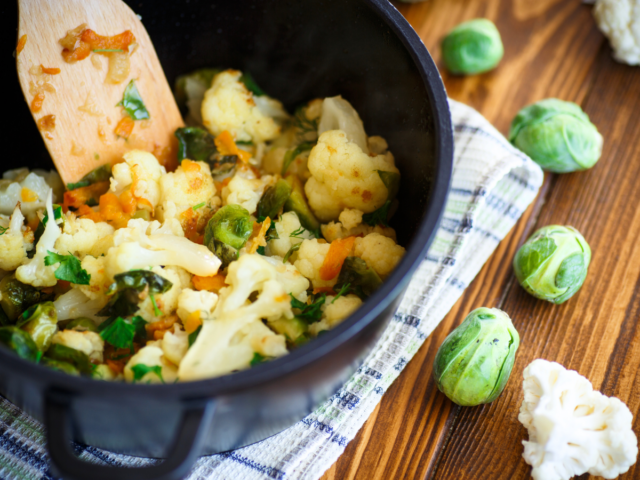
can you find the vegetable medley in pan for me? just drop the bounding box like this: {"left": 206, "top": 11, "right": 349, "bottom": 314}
{"left": 0, "top": 67, "right": 406, "bottom": 383}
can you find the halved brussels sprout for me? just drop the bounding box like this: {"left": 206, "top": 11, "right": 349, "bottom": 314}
{"left": 40, "top": 357, "right": 80, "bottom": 376}
{"left": 268, "top": 316, "right": 308, "bottom": 342}
{"left": 204, "top": 204, "right": 253, "bottom": 250}
{"left": 98, "top": 270, "right": 173, "bottom": 317}
{"left": 257, "top": 179, "right": 292, "bottom": 221}
{"left": 65, "top": 317, "right": 99, "bottom": 333}
{"left": 336, "top": 257, "right": 383, "bottom": 299}
{"left": 0, "top": 326, "right": 39, "bottom": 361}
{"left": 18, "top": 302, "right": 58, "bottom": 351}
{"left": 283, "top": 175, "right": 320, "bottom": 235}
{"left": 45, "top": 343, "right": 93, "bottom": 375}
{"left": 0, "top": 274, "right": 51, "bottom": 321}
{"left": 442, "top": 19, "right": 504, "bottom": 75}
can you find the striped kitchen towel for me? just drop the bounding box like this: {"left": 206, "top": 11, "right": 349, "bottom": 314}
{"left": 0, "top": 99, "right": 544, "bottom": 480}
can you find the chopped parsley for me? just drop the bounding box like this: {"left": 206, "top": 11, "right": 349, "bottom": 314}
{"left": 149, "top": 291, "right": 162, "bottom": 317}
{"left": 290, "top": 293, "right": 325, "bottom": 324}
{"left": 289, "top": 227, "right": 307, "bottom": 239}
{"left": 131, "top": 364, "right": 164, "bottom": 383}
{"left": 192, "top": 202, "right": 206, "bottom": 211}
{"left": 332, "top": 283, "right": 351, "bottom": 303}
{"left": 44, "top": 251, "right": 91, "bottom": 285}
{"left": 250, "top": 352, "right": 266, "bottom": 366}
{"left": 188, "top": 325, "right": 201, "bottom": 347}
{"left": 99, "top": 316, "right": 135, "bottom": 350}
{"left": 362, "top": 200, "right": 392, "bottom": 227}
{"left": 283, "top": 243, "right": 301, "bottom": 264}
{"left": 0, "top": 226, "right": 8, "bottom": 236}
{"left": 117, "top": 79, "right": 150, "bottom": 120}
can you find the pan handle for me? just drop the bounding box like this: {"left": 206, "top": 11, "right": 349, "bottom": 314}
{"left": 44, "top": 389, "right": 215, "bottom": 480}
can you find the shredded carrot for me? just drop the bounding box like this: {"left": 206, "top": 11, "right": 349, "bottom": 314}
{"left": 61, "top": 25, "right": 135, "bottom": 63}
{"left": 181, "top": 159, "right": 201, "bottom": 173}
{"left": 21, "top": 188, "right": 38, "bottom": 203}
{"left": 183, "top": 311, "right": 202, "bottom": 334}
{"left": 36, "top": 114, "right": 56, "bottom": 132}
{"left": 40, "top": 65, "right": 61, "bottom": 75}
{"left": 63, "top": 181, "right": 110, "bottom": 210}
{"left": 319, "top": 236, "right": 356, "bottom": 281}
{"left": 145, "top": 316, "right": 177, "bottom": 339}
{"left": 30, "top": 93, "right": 45, "bottom": 113}
{"left": 16, "top": 34, "right": 27, "bottom": 56}
{"left": 214, "top": 130, "right": 252, "bottom": 163}
{"left": 118, "top": 190, "right": 137, "bottom": 215}
{"left": 192, "top": 274, "right": 227, "bottom": 292}
{"left": 247, "top": 218, "right": 271, "bottom": 254}
{"left": 98, "top": 192, "right": 124, "bottom": 221}
{"left": 76, "top": 204, "right": 102, "bottom": 222}
{"left": 114, "top": 116, "right": 135, "bottom": 138}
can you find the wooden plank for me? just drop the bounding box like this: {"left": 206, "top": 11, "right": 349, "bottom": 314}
{"left": 433, "top": 46, "right": 640, "bottom": 480}
{"left": 322, "top": 1, "right": 606, "bottom": 478}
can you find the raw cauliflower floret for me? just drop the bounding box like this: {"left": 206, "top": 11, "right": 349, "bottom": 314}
{"left": 305, "top": 130, "right": 399, "bottom": 221}
{"left": 201, "top": 69, "right": 283, "bottom": 143}
{"left": 51, "top": 330, "right": 104, "bottom": 362}
{"left": 519, "top": 359, "right": 638, "bottom": 480}
{"left": 0, "top": 168, "right": 63, "bottom": 218}
{"left": 222, "top": 173, "right": 275, "bottom": 214}
{"left": 354, "top": 233, "right": 405, "bottom": 279}
{"left": 162, "top": 324, "right": 189, "bottom": 366}
{"left": 110, "top": 150, "right": 166, "bottom": 209}
{"left": 54, "top": 214, "right": 114, "bottom": 259}
{"left": 594, "top": 0, "right": 640, "bottom": 66}
{"left": 266, "top": 212, "right": 314, "bottom": 260}
{"left": 294, "top": 239, "right": 336, "bottom": 289}
{"left": 321, "top": 208, "right": 397, "bottom": 243}
{"left": 176, "top": 288, "right": 219, "bottom": 323}
{"left": 136, "top": 266, "right": 189, "bottom": 323}
{"left": 156, "top": 160, "right": 218, "bottom": 222}
{"left": 309, "top": 294, "right": 362, "bottom": 336}
{"left": 0, "top": 205, "right": 29, "bottom": 271}
{"left": 124, "top": 343, "right": 178, "bottom": 384}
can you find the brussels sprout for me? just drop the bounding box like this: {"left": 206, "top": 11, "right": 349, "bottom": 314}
{"left": 17, "top": 302, "right": 58, "bottom": 351}
{"left": 0, "top": 326, "right": 40, "bottom": 361}
{"left": 0, "top": 274, "right": 52, "bottom": 321}
{"left": 442, "top": 19, "right": 504, "bottom": 75}
{"left": 175, "top": 127, "right": 217, "bottom": 163}
{"left": 283, "top": 175, "right": 320, "bottom": 235}
{"left": 335, "top": 257, "right": 383, "bottom": 299}
{"left": 211, "top": 240, "right": 239, "bottom": 270}
{"left": 509, "top": 99, "right": 603, "bottom": 173}
{"left": 40, "top": 357, "right": 80, "bottom": 376}
{"left": 65, "top": 317, "right": 99, "bottom": 333}
{"left": 433, "top": 307, "right": 520, "bottom": 407}
{"left": 204, "top": 204, "right": 253, "bottom": 251}
{"left": 257, "top": 179, "right": 292, "bottom": 221}
{"left": 45, "top": 343, "right": 93, "bottom": 375}
{"left": 514, "top": 225, "right": 591, "bottom": 304}
{"left": 268, "top": 317, "right": 308, "bottom": 342}
{"left": 98, "top": 270, "right": 173, "bottom": 317}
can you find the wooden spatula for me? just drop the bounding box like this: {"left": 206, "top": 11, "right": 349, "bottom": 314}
{"left": 16, "top": 0, "right": 184, "bottom": 186}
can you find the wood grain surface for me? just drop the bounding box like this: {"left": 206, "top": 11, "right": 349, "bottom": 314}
{"left": 322, "top": 1, "right": 640, "bottom": 479}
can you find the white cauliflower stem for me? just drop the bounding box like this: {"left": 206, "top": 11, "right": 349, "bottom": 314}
{"left": 519, "top": 359, "right": 638, "bottom": 480}
{"left": 594, "top": 0, "right": 640, "bottom": 66}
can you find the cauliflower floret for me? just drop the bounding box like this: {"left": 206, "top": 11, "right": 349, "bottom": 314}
{"left": 156, "top": 160, "right": 219, "bottom": 224}
{"left": 176, "top": 288, "right": 219, "bottom": 323}
{"left": 0, "top": 205, "right": 29, "bottom": 271}
{"left": 305, "top": 130, "right": 399, "bottom": 221}
{"left": 353, "top": 233, "right": 405, "bottom": 279}
{"left": 294, "top": 239, "right": 335, "bottom": 289}
{"left": 221, "top": 173, "right": 275, "bottom": 214}
{"left": 201, "top": 69, "right": 283, "bottom": 143}
{"left": 519, "top": 359, "right": 638, "bottom": 480}
{"left": 77, "top": 255, "right": 111, "bottom": 301}
{"left": 259, "top": 255, "right": 309, "bottom": 302}
{"left": 51, "top": 330, "right": 104, "bottom": 362}
{"left": 179, "top": 254, "right": 292, "bottom": 380}
{"left": 320, "top": 208, "right": 398, "bottom": 243}
{"left": 266, "top": 212, "right": 314, "bottom": 260}
{"left": 594, "top": 0, "right": 640, "bottom": 66}
{"left": 0, "top": 168, "right": 63, "bottom": 217}
{"left": 15, "top": 190, "right": 60, "bottom": 287}
{"left": 162, "top": 324, "right": 189, "bottom": 366}
{"left": 53, "top": 287, "right": 108, "bottom": 322}
{"left": 318, "top": 96, "right": 369, "bottom": 154}
{"left": 54, "top": 214, "right": 114, "bottom": 259}
{"left": 241, "top": 318, "right": 287, "bottom": 358}
{"left": 136, "top": 266, "right": 187, "bottom": 323}
{"left": 124, "top": 343, "right": 178, "bottom": 384}
{"left": 309, "top": 294, "right": 362, "bottom": 336}
{"left": 110, "top": 150, "right": 166, "bottom": 209}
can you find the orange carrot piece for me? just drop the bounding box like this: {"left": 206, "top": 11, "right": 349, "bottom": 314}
{"left": 40, "top": 65, "right": 61, "bottom": 75}
{"left": 183, "top": 311, "right": 202, "bottom": 334}
{"left": 21, "top": 188, "right": 38, "bottom": 203}
{"left": 247, "top": 218, "right": 271, "bottom": 254}
{"left": 30, "top": 93, "right": 45, "bottom": 113}
{"left": 181, "top": 159, "right": 201, "bottom": 172}
{"left": 192, "top": 274, "right": 227, "bottom": 292}
{"left": 319, "top": 236, "right": 356, "bottom": 281}
{"left": 114, "top": 116, "right": 135, "bottom": 138}
{"left": 63, "top": 181, "right": 110, "bottom": 210}
{"left": 16, "top": 34, "right": 27, "bottom": 56}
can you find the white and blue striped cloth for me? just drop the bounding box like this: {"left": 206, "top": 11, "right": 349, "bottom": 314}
{"left": 0, "top": 100, "right": 544, "bottom": 480}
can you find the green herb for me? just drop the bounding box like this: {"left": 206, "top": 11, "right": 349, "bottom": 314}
{"left": 149, "top": 291, "right": 162, "bottom": 317}
{"left": 100, "top": 317, "right": 135, "bottom": 350}
{"left": 240, "top": 73, "right": 265, "bottom": 96}
{"left": 35, "top": 350, "right": 42, "bottom": 363}
{"left": 93, "top": 48, "right": 124, "bottom": 53}
{"left": 256, "top": 246, "right": 266, "bottom": 256}
{"left": 281, "top": 143, "right": 313, "bottom": 177}
{"left": 66, "top": 164, "right": 112, "bottom": 190}
{"left": 192, "top": 202, "right": 206, "bottom": 211}
{"left": 283, "top": 243, "right": 301, "bottom": 264}
{"left": 289, "top": 227, "right": 307, "bottom": 239}
{"left": 131, "top": 315, "right": 147, "bottom": 342}
{"left": 188, "top": 325, "right": 201, "bottom": 347}
{"left": 235, "top": 140, "right": 254, "bottom": 146}
{"left": 175, "top": 126, "right": 217, "bottom": 163}
{"left": 332, "top": 283, "right": 351, "bottom": 303}
{"left": 0, "top": 226, "right": 8, "bottom": 236}
{"left": 131, "top": 364, "right": 164, "bottom": 383}
{"left": 250, "top": 352, "right": 266, "bottom": 366}
{"left": 293, "top": 105, "right": 319, "bottom": 143}
{"left": 117, "top": 80, "right": 150, "bottom": 120}
{"left": 362, "top": 200, "right": 392, "bottom": 227}
{"left": 265, "top": 221, "right": 279, "bottom": 242}
{"left": 98, "top": 270, "right": 173, "bottom": 317}
{"left": 44, "top": 251, "right": 91, "bottom": 285}
{"left": 290, "top": 293, "right": 326, "bottom": 324}
{"left": 376, "top": 170, "right": 401, "bottom": 201}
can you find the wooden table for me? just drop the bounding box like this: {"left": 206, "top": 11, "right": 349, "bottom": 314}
{"left": 322, "top": 1, "right": 640, "bottom": 479}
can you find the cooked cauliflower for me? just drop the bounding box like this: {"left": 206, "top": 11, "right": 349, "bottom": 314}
{"left": 53, "top": 287, "right": 107, "bottom": 322}
{"left": 124, "top": 343, "right": 178, "bottom": 384}
{"left": 110, "top": 150, "right": 166, "bottom": 209}
{"left": 305, "top": 130, "right": 399, "bottom": 221}
{"left": 294, "top": 239, "right": 336, "bottom": 289}
{"left": 519, "top": 359, "right": 638, "bottom": 480}
{"left": 176, "top": 288, "right": 219, "bottom": 323}
{"left": 308, "top": 294, "right": 363, "bottom": 336}
{"left": 0, "top": 168, "right": 63, "bottom": 218}
{"left": 201, "top": 70, "right": 283, "bottom": 143}
{"left": 136, "top": 266, "right": 188, "bottom": 323}
{"left": 51, "top": 330, "right": 104, "bottom": 362}
{"left": 259, "top": 255, "right": 309, "bottom": 301}
{"left": 594, "top": 0, "right": 640, "bottom": 66}
{"left": 179, "top": 254, "right": 292, "bottom": 380}
{"left": 266, "top": 212, "right": 314, "bottom": 260}
{"left": 0, "top": 205, "right": 29, "bottom": 271}
{"left": 221, "top": 173, "right": 274, "bottom": 214}
{"left": 15, "top": 190, "right": 60, "bottom": 287}
{"left": 54, "top": 214, "right": 114, "bottom": 260}
{"left": 262, "top": 146, "right": 312, "bottom": 181}
{"left": 162, "top": 324, "right": 189, "bottom": 366}
{"left": 318, "top": 96, "right": 369, "bottom": 154}
{"left": 354, "top": 233, "right": 405, "bottom": 279}
{"left": 321, "top": 208, "right": 397, "bottom": 243}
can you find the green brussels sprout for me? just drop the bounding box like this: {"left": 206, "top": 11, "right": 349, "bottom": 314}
{"left": 211, "top": 240, "right": 239, "bottom": 270}
{"left": 433, "top": 307, "right": 520, "bottom": 407}
{"left": 40, "top": 357, "right": 80, "bottom": 376}
{"left": 335, "top": 257, "right": 383, "bottom": 299}
{"left": 257, "top": 179, "right": 293, "bottom": 221}
{"left": 0, "top": 274, "right": 52, "bottom": 322}
{"left": 268, "top": 316, "right": 308, "bottom": 342}
{"left": 204, "top": 204, "right": 253, "bottom": 250}
{"left": 98, "top": 270, "right": 173, "bottom": 317}
{"left": 45, "top": 344, "right": 93, "bottom": 375}
{"left": 0, "top": 326, "right": 40, "bottom": 361}
{"left": 441, "top": 19, "right": 504, "bottom": 75}
{"left": 514, "top": 225, "right": 591, "bottom": 304}
{"left": 65, "top": 317, "right": 99, "bottom": 333}
{"left": 283, "top": 174, "right": 320, "bottom": 235}
{"left": 509, "top": 99, "right": 603, "bottom": 173}
{"left": 17, "top": 302, "right": 58, "bottom": 351}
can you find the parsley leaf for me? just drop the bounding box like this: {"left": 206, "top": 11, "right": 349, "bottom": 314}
{"left": 283, "top": 243, "right": 301, "bottom": 264}
{"left": 0, "top": 226, "right": 8, "bottom": 236}
{"left": 256, "top": 246, "right": 266, "bottom": 255}
{"left": 290, "top": 293, "right": 326, "bottom": 324}
{"left": 117, "top": 80, "right": 150, "bottom": 120}
{"left": 332, "top": 283, "right": 351, "bottom": 303}
{"left": 131, "top": 315, "right": 147, "bottom": 342}
{"left": 149, "top": 291, "right": 162, "bottom": 317}
{"left": 44, "top": 251, "right": 91, "bottom": 285}
{"left": 100, "top": 317, "right": 135, "bottom": 350}
{"left": 362, "top": 200, "right": 392, "bottom": 227}
{"left": 188, "top": 325, "right": 201, "bottom": 347}
{"left": 192, "top": 202, "right": 206, "bottom": 211}
{"left": 250, "top": 352, "right": 267, "bottom": 366}
{"left": 131, "top": 364, "right": 164, "bottom": 383}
